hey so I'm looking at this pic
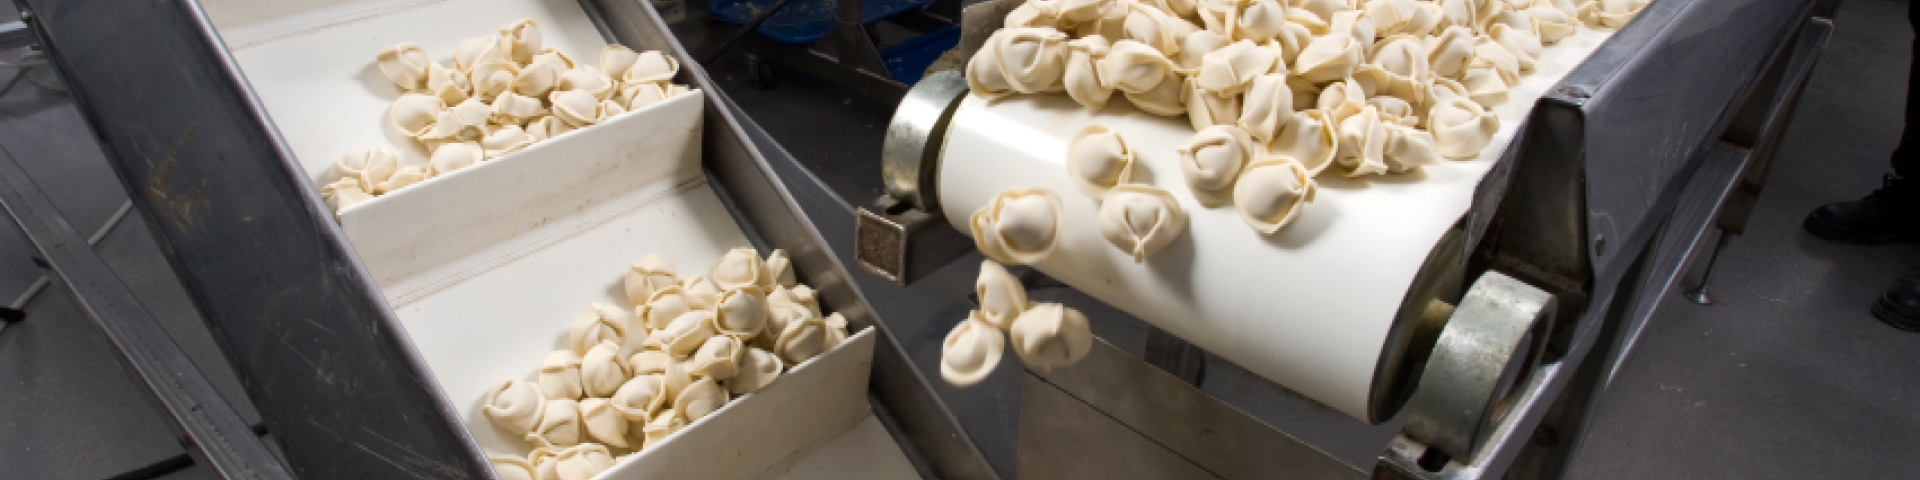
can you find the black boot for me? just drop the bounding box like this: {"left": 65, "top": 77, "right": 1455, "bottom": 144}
{"left": 1873, "top": 272, "right": 1920, "bottom": 332}
{"left": 1804, "top": 174, "right": 1920, "bottom": 244}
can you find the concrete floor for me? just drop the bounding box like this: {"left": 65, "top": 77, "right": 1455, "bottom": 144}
{"left": 0, "top": 0, "right": 1916, "bottom": 478}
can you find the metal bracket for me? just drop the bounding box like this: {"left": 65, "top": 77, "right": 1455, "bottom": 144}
{"left": 1403, "top": 271, "right": 1557, "bottom": 462}
{"left": 856, "top": 196, "right": 973, "bottom": 284}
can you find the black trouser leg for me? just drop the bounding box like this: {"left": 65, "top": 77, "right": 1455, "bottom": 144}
{"left": 1892, "top": 0, "right": 1920, "bottom": 178}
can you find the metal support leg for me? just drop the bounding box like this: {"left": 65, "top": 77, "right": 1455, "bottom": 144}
{"left": 1683, "top": 233, "right": 1733, "bottom": 305}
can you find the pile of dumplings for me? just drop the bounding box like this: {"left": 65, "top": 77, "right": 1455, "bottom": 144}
{"left": 481, "top": 249, "right": 852, "bottom": 480}
{"left": 321, "top": 18, "right": 693, "bottom": 216}
{"left": 965, "top": 0, "right": 1646, "bottom": 258}
{"left": 941, "top": 260, "right": 1095, "bottom": 386}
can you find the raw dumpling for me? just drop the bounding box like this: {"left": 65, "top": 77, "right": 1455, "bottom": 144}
{"left": 470, "top": 59, "right": 521, "bottom": 101}
{"left": 1237, "top": 74, "right": 1294, "bottom": 143}
{"left": 579, "top": 340, "right": 629, "bottom": 398}
{"left": 967, "top": 37, "right": 1018, "bottom": 100}
{"left": 638, "top": 286, "right": 693, "bottom": 331}
{"left": 610, "top": 374, "right": 667, "bottom": 422}
{"left": 1122, "top": 5, "right": 1196, "bottom": 54}
{"left": 375, "top": 43, "right": 432, "bottom": 91}
{"left": 1372, "top": 35, "right": 1432, "bottom": 101}
{"left": 618, "top": 81, "right": 673, "bottom": 111}
{"left": 1369, "top": 95, "right": 1420, "bottom": 126}
{"left": 1188, "top": 81, "right": 1243, "bottom": 133}
{"left": 625, "top": 51, "right": 681, "bottom": 84}
{"left": 322, "top": 178, "right": 373, "bottom": 214}
{"left": 673, "top": 377, "right": 729, "bottom": 423}
{"left": 642, "top": 412, "right": 686, "bottom": 448}
{"left": 1174, "top": 30, "right": 1232, "bottom": 72}
{"left": 1066, "top": 125, "right": 1135, "bottom": 199}
{"left": 570, "top": 303, "right": 633, "bottom": 355}
{"left": 992, "top": 27, "right": 1071, "bottom": 93}
{"left": 479, "top": 125, "right": 532, "bottom": 157}
{"left": 774, "top": 316, "right": 829, "bottom": 365}
{"left": 1430, "top": 97, "right": 1501, "bottom": 158}
{"left": 1008, "top": 303, "right": 1093, "bottom": 371}
{"left": 624, "top": 254, "right": 679, "bottom": 306}
{"left": 1126, "top": 73, "right": 1188, "bottom": 116}
{"left": 549, "top": 89, "right": 605, "bottom": 127}
{"left": 335, "top": 146, "right": 398, "bottom": 192}
{"left": 1336, "top": 106, "right": 1391, "bottom": 176}
{"left": 713, "top": 286, "right": 770, "bottom": 337}
{"left": 766, "top": 304, "right": 815, "bottom": 343}
{"left": 1579, "top": 0, "right": 1649, "bottom": 28}
{"left": 389, "top": 93, "right": 445, "bottom": 138}
{"left": 1098, "top": 40, "right": 1175, "bottom": 95}
{"left": 1293, "top": 33, "right": 1363, "bottom": 84}
{"left": 822, "top": 312, "right": 851, "bottom": 348}
{"left": 1098, "top": 184, "right": 1187, "bottom": 262}
{"left": 660, "top": 311, "right": 719, "bottom": 357}
{"left": 1196, "top": 40, "right": 1276, "bottom": 95}
{"left": 1235, "top": 0, "right": 1290, "bottom": 41}
{"left": 491, "top": 92, "right": 547, "bottom": 125}
{"left": 628, "top": 349, "right": 673, "bottom": 376}
{"left": 1383, "top": 124, "right": 1443, "bottom": 172}
{"left": 1428, "top": 26, "right": 1477, "bottom": 79}
{"left": 969, "top": 188, "right": 1063, "bottom": 265}
{"left": 1370, "top": 0, "right": 1441, "bottom": 37}
{"left": 599, "top": 45, "right": 639, "bottom": 79}
{"left": 452, "top": 35, "right": 505, "bottom": 73}
{"left": 1316, "top": 77, "right": 1369, "bottom": 125}
{"left": 1529, "top": 3, "right": 1579, "bottom": 43}
{"left": 1069, "top": 0, "right": 1130, "bottom": 39}
{"left": 764, "top": 250, "right": 797, "bottom": 288}
{"left": 525, "top": 116, "right": 574, "bottom": 142}
{"left": 1233, "top": 158, "right": 1317, "bottom": 234}
{"left": 1271, "top": 110, "right": 1340, "bottom": 175}
{"left": 427, "top": 141, "right": 483, "bottom": 175}
{"left": 940, "top": 312, "right": 1005, "bottom": 386}
{"left": 491, "top": 455, "right": 538, "bottom": 480}
{"left": 421, "top": 98, "right": 492, "bottom": 142}
{"left": 787, "top": 285, "right": 823, "bottom": 318}
{"left": 577, "top": 398, "right": 629, "bottom": 448}
{"left": 975, "top": 260, "right": 1029, "bottom": 330}
{"left": 513, "top": 62, "right": 562, "bottom": 98}
{"left": 680, "top": 275, "right": 722, "bottom": 310}
{"left": 538, "top": 350, "right": 584, "bottom": 399}
{"left": 1489, "top": 22, "right": 1543, "bottom": 73}
{"left": 483, "top": 379, "right": 545, "bottom": 435}
{"left": 1178, "top": 125, "right": 1254, "bottom": 204}
{"left": 1064, "top": 35, "right": 1115, "bottom": 110}
{"left": 689, "top": 335, "right": 743, "bottom": 380}
{"left": 500, "top": 19, "right": 542, "bottom": 65}
{"left": 527, "top": 398, "right": 581, "bottom": 448}
{"left": 551, "top": 443, "right": 614, "bottom": 480}
{"left": 726, "top": 347, "right": 785, "bottom": 395}
{"left": 1461, "top": 37, "right": 1521, "bottom": 105}
{"left": 710, "top": 247, "right": 767, "bottom": 290}
{"left": 374, "top": 165, "right": 429, "bottom": 195}
{"left": 1145, "top": 0, "right": 1199, "bottom": 18}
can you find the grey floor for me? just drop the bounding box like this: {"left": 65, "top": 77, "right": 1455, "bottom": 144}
{"left": 2, "top": 0, "right": 1917, "bottom": 478}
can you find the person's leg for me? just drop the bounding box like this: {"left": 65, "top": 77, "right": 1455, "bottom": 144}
{"left": 1870, "top": 2, "right": 1920, "bottom": 331}
{"left": 1804, "top": 1, "right": 1920, "bottom": 244}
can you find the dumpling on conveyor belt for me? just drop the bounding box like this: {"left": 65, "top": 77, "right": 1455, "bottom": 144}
{"left": 1066, "top": 125, "right": 1136, "bottom": 198}
{"left": 1098, "top": 184, "right": 1187, "bottom": 261}
{"left": 1178, "top": 125, "right": 1254, "bottom": 205}
{"left": 970, "top": 188, "right": 1064, "bottom": 265}
{"left": 1234, "top": 158, "right": 1317, "bottom": 234}
{"left": 1238, "top": 74, "right": 1295, "bottom": 143}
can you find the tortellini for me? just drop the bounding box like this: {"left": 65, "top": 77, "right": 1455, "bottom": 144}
{"left": 579, "top": 340, "right": 628, "bottom": 398}
{"left": 940, "top": 312, "right": 1005, "bottom": 386}
{"left": 610, "top": 374, "right": 667, "bottom": 422}
{"left": 1234, "top": 158, "right": 1317, "bottom": 234}
{"left": 1008, "top": 303, "right": 1094, "bottom": 371}
{"left": 710, "top": 247, "right": 768, "bottom": 290}
{"left": 726, "top": 347, "right": 785, "bottom": 395}
{"left": 577, "top": 398, "right": 629, "bottom": 448}
{"left": 674, "top": 377, "right": 729, "bottom": 423}
{"left": 1066, "top": 125, "right": 1137, "bottom": 198}
{"left": 569, "top": 303, "right": 632, "bottom": 355}
{"left": 624, "top": 253, "right": 679, "bottom": 306}
{"left": 975, "top": 260, "right": 1030, "bottom": 330}
{"left": 970, "top": 188, "right": 1064, "bottom": 265}
{"left": 1098, "top": 184, "right": 1188, "bottom": 261}
{"left": 551, "top": 443, "right": 614, "bottom": 480}
{"left": 483, "top": 379, "right": 546, "bottom": 435}
{"left": 528, "top": 398, "right": 581, "bottom": 448}
{"left": 1178, "top": 125, "right": 1254, "bottom": 204}
{"left": 338, "top": 20, "right": 693, "bottom": 217}
{"left": 1429, "top": 97, "right": 1501, "bottom": 158}
{"left": 538, "top": 349, "right": 584, "bottom": 400}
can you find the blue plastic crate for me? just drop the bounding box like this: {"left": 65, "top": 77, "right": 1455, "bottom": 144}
{"left": 710, "top": 0, "right": 935, "bottom": 46}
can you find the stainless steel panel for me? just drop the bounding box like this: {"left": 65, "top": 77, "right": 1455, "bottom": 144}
{"left": 1018, "top": 373, "right": 1223, "bottom": 480}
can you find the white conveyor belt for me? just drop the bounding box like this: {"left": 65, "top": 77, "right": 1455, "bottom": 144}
{"left": 938, "top": 27, "right": 1617, "bottom": 421}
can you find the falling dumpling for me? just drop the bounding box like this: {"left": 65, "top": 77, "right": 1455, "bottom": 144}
{"left": 1009, "top": 303, "right": 1093, "bottom": 371}
{"left": 1383, "top": 124, "right": 1442, "bottom": 172}
{"left": 577, "top": 398, "right": 630, "bottom": 448}
{"left": 483, "top": 379, "right": 545, "bottom": 435}
{"left": 624, "top": 50, "right": 681, "bottom": 84}
{"left": 538, "top": 349, "right": 585, "bottom": 399}
{"left": 712, "top": 285, "right": 770, "bottom": 337}
{"left": 726, "top": 347, "right": 785, "bottom": 395}
{"left": 624, "top": 254, "right": 679, "bottom": 305}
{"left": 1098, "top": 184, "right": 1186, "bottom": 262}
{"left": 1098, "top": 40, "right": 1174, "bottom": 95}
{"left": 940, "top": 312, "right": 1005, "bottom": 386}
{"left": 375, "top": 43, "right": 432, "bottom": 91}
{"left": 1126, "top": 73, "right": 1188, "bottom": 116}
{"left": 681, "top": 275, "right": 722, "bottom": 310}
{"left": 1178, "top": 125, "right": 1254, "bottom": 205}
{"left": 1271, "top": 110, "right": 1340, "bottom": 175}
{"left": 374, "top": 165, "right": 429, "bottom": 195}
{"left": 1064, "top": 35, "right": 1115, "bottom": 110}
{"left": 1234, "top": 158, "right": 1317, "bottom": 234}
{"left": 969, "top": 188, "right": 1063, "bottom": 265}
{"left": 499, "top": 19, "right": 542, "bottom": 64}
{"left": 1429, "top": 97, "right": 1501, "bottom": 159}
{"left": 991, "top": 27, "right": 1070, "bottom": 93}
{"left": 580, "top": 340, "right": 630, "bottom": 398}
{"left": 335, "top": 146, "right": 398, "bottom": 192}
{"left": 570, "top": 303, "right": 632, "bottom": 355}
{"left": 492, "top": 456, "right": 539, "bottom": 480}
{"left": 975, "top": 260, "right": 1028, "bottom": 330}
{"left": 527, "top": 398, "right": 581, "bottom": 448}
{"left": 1293, "top": 33, "right": 1363, "bottom": 84}
{"left": 774, "top": 316, "right": 830, "bottom": 365}
{"left": 610, "top": 374, "right": 667, "bottom": 422}
{"left": 1336, "top": 106, "right": 1392, "bottom": 177}
{"left": 1195, "top": 40, "right": 1275, "bottom": 95}
{"left": 1066, "top": 125, "right": 1135, "bottom": 199}
{"left": 689, "top": 335, "right": 743, "bottom": 380}
{"left": 551, "top": 443, "right": 614, "bottom": 480}
{"left": 710, "top": 247, "right": 768, "bottom": 290}
{"left": 428, "top": 142, "right": 484, "bottom": 176}
{"left": 642, "top": 412, "right": 686, "bottom": 448}
{"left": 763, "top": 249, "right": 797, "bottom": 289}
{"left": 322, "top": 178, "right": 373, "bottom": 215}
{"left": 674, "top": 377, "right": 729, "bottom": 423}
{"left": 389, "top": 93, "right": 445, "bottom": 138}
{"left": 660, "top": 311, "right": 719, "bottom": 357}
